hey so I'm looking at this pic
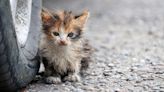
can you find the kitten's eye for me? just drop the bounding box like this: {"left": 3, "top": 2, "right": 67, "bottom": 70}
{"left": 68, "top": 32, "right": 74, "bottom": 37}
{"left": 53, "top": 32, "right": 59, "bottom": 36}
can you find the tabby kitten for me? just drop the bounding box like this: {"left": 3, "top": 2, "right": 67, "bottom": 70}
{"left": 39, "top": 9, "right": 90, "bottom": 84}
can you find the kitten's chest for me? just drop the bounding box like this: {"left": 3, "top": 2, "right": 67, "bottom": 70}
{"left": 45, "top": 45, "right": 81, "bottom": 62}
{"left": 46, "top": 48, "right": 79, "bottom": 73}
{"left": 41, "top": 41, "right": 82, "bottom": 73}
{"left": 49, "top": 47, "right": 74, "bottom": 62}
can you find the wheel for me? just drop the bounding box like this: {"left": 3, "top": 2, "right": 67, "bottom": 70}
{"left": 0, "top": 0, "right": 41, "bottom": 91}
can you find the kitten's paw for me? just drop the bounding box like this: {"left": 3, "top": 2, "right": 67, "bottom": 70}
{"left": 64, "top": 74, "right": 80, "bottom": 82}
{"left": 45, "top": 76, "right": 61, "bottom": 84}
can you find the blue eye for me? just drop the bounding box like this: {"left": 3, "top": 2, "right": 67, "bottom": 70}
{"left": 53, "top": 32, "right": 59, "bottom": 36}
{"left": 68, "top": 32, "right": 74, "bottom": 37}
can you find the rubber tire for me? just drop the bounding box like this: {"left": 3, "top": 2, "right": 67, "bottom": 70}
{"left": 0, "top": 0, "right": 41, "bottom": 91}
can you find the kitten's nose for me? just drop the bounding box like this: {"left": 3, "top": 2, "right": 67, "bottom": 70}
{"left": 59, "top": 40, "right": 67, "bottom": 45}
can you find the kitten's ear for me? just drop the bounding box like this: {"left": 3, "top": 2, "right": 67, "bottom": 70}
{"left": 41, "top": 8, "right": 54, "bottom": 25}
{"left": 75, "top": 10, "right": 89, "bottom": 27}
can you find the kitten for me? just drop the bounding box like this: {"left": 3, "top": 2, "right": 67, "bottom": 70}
{"left": 39, "top": 9, "right": 92, "bottom": 84}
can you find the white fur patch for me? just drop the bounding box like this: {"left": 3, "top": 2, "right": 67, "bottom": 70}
{"left": 39, "top": 34, "right": 83, "bottom": 74}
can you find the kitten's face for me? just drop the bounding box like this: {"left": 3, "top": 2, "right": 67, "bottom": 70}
{"left": 41, "top": 9, "right": 89, "bottom": 46}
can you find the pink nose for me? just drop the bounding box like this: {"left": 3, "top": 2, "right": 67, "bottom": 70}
{"left": 59, "top": 40, "right": 67, "bottom": 45}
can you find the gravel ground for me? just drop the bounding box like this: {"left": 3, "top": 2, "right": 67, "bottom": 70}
{"left": 26, "top": 0, "right": 164, "bottom": 91}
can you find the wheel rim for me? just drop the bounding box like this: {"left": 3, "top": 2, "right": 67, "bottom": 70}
{"left": 10, "top": 0, "right": 32, "bottom": 47}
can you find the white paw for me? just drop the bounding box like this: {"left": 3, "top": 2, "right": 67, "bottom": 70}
{"left": 45, "top": 76, "right": 61, "bottom": 84}
{"left": 64, "top": 74, "right": 81, "bottom": 82}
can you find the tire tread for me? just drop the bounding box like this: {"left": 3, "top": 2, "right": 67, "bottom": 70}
{"left": 0, "top": 30, "right": 17, "bottom": 91}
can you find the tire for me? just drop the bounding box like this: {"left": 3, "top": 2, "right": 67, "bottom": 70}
{"left": 0, "top": 0, "right": 41, "bottom": 91}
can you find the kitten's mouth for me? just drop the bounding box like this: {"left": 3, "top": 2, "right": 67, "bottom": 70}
{"left": 59, "top": 44, "right": 67, "bottom": 46}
